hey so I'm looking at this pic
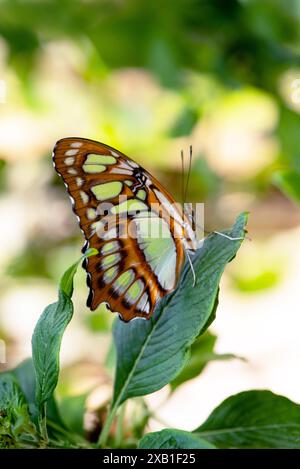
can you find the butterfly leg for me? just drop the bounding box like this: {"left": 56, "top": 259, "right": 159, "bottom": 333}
{"left": 185, "top": 249, "right": 196, "bottom": 287}
{"left": 213, "top": 231, "right": 246, "bottom": 241}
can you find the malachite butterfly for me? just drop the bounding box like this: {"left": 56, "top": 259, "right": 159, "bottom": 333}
{"left": 53, "top": 137, "right": 198, "bottom": 322}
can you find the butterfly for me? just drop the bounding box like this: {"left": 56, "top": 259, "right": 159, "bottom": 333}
{"left": 53, "top": 137, "right": 197, "bottom": 322}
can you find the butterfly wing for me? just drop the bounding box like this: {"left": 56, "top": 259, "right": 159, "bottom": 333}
{"left": 53, "top": 137, "right": 188, "bottom": 321}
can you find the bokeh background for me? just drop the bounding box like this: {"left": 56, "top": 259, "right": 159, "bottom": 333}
{"left": 1, "top": 0, "right": 300, "bottom": 436}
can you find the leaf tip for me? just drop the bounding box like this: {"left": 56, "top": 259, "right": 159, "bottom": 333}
{"left": 231, "top": 211, "right": 249, "bottom": 239}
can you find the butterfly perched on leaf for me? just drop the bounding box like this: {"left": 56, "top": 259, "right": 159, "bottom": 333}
{"left": 53, "top": 137, "right": 197, "bottom": 322}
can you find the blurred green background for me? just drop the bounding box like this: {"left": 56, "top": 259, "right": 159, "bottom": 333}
{"left": 1, "top": 0, "right": 300, "bottom": 435}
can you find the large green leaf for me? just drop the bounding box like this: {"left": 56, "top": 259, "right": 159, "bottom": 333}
{"left": 112, "top": 213, "right": 247, "bottom": 407}
{"left": 170, "top": 331, "right": 241, "bottom": 391}
{"left": 139, "top": 429, "right": 215, "bottom": 449}
{"left": 195, "top": 390, "right": 300, "bottom": 449}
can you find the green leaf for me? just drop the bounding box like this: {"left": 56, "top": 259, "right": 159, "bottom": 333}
{"left": 195, "top": 390, "right": 300, "bottom": 449}
{"left": 169, "top": 107, "right": 199, "bottom": 137}
{"left": 0, "top": 372, "right": 37, "bottom": 448}
{"left": 32, "top": 248, "right": 98, "bottom": 417}
{"left": 59, "top": 394, "right": 87, "bottom": 436}
{"left": 32, "top": 291, "right": 73, "bottom": 411}
{"left": 11, "top": 360, "right": 91, "bottom": 448}
{"left": 112, "top": 213, "right": 247, "bottom": 408}
{"left": 0, "top": 372, "right": 28, "bottom": 416}
{"left": 277, "top": 107, "right": 300, "bottom": 171}
{"left": 170, "top": 331, "right": 241, "bottom": 391}
{"left": 273, "top": 169, "right": 300, "bottom": 204}
{"left": 147, "top": 38, "right": 180, "bottom": 88}
{"left": 12, "top": 358, "right": 67, "bottom": 432}
{"left": 12, "top": 359, "right": 38, "bottom": 422}
{"left": 105, "top": 340, "right": 116, "bottom": 375}
{"left": 60, "top": 247, "right": 98, "bottom": 297}
{"left": 138, "top": 429, "right": 216, "bottom": 449}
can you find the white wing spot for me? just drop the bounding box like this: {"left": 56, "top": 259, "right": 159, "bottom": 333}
{"left": 118, "top": 161, "right": 132, "bottom": 169}
{"left": 71, "top": 142, "right": 83, "bottom": 148}
{"left": 65, "top": 149, "right": 78, "bottom": 156}
{"left": 80, "top": 190, "right": 89, "bottom": 204}
{"left": 87, "top": 208, "right": 97, "bottom": 220}
{"left": 67, "top": 168, "right": 77, "bottom": 175}
{"left": 91, "top": 221, "right": 105, "bottom": 237}
{"left": 111, "top": 150, "right": 119, "bottom": 157}
{"left": 76, "top": 177, "right": 84, "bottom": 187}
{"left": 128, "top": 160, "right": 139, "bottom": 168}
{"left": 64, "top": 157, "right": 75, "bottom": 165}
{"left": 110, "top": 168, "right": 133, "bottom": 175}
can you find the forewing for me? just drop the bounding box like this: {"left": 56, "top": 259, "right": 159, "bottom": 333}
{"left": 53, "top": 137, "right": 186, "bottom": 320}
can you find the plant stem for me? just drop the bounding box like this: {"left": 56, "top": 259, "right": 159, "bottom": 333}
{"left": 39, "top": 402, "right": 48, "bottom": 445}
{"left": 98, "top": 402, "right": 119, "bottom": 448}
{"left": 115, "top": 403, "right": 126, "bottom": 448}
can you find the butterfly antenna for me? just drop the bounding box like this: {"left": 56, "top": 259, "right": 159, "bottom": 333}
{"left": 185, "top": 249, "right": 196, "bottom": 287}
{"left": 180, "top": 149, "right": 185, "bottom": 208}
{"left": 183, "top": 145, "right": 193, "bottom": 208}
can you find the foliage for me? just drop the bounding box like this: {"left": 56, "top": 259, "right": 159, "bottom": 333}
{"left": 0, "top": 214, "right": 250, "bottom": 449}
{"left": 195, "top": 390, "right": 300, "bottom": 449}
{"left": 1, "top": 0, "right": 300, "bottom": 96}
{"left": 139, "top": 390, "right": 300, "bottom": 449}
{"left": 139, "top": 429, "right": 216, "bottom": 449}
{"left": 1, "top": 0, "right": 300, "bottom": 188}
{"left": 0, "top": 373, "right": 38, "bottom": 448}
{"left": 170, "top": 331, "right": 241, "bottom": 391}
{"left": 31, "top": 248, "right": 97, "bottom": 443}
{"left": 109, "top": 214, "right": 247, "bottom": 425}
{"left": 1, "top": 212, "right": 300, "bottom": 448}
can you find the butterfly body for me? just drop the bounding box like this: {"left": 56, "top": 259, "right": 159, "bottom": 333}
{"left": 53, "top": 137, "right": 196, "bottom": 321}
